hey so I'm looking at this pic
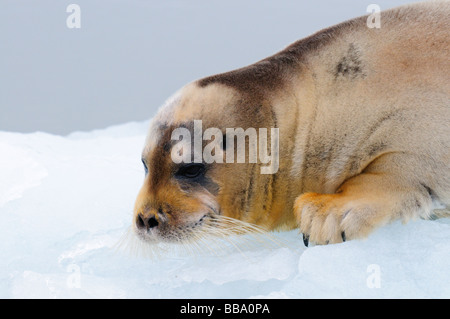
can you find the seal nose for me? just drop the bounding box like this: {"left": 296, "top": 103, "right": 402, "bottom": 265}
{"left": 136, "top": 213, "right": 159, "bottom": 231}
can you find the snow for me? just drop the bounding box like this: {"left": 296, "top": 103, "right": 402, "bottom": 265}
{"left": 1, "top": 123, "right": 449, "bottom": 299}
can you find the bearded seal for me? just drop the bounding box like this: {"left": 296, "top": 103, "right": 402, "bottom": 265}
{"left": 133, "top": 1, "right": 449, "bottom": 246}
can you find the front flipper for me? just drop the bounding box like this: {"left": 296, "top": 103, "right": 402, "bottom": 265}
{"left": 294, "top": 167, "right": 434, "bottom": 245}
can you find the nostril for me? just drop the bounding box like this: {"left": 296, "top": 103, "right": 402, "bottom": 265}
{"left": 136, "top": 213, "right": 159, "bottom": 231}
{"left": 148, "top": 216, "right": 159, "bottom": 228}
{"left": 137, "top": 214, "right": 145, "bottom": 229}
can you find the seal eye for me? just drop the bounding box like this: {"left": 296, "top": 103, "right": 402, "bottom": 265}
{"left": 176, "top": 163, "right": 205, "bottom": 179}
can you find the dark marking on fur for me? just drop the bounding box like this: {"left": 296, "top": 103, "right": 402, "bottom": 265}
{"left": 243, "top": 166, "right": 255, "bottom": 214}
{"left": 415, "top": 199, "right": 422, "bottom": 209}
{"left": 304, "top": 142, "right": 334, "bottom": 170}
{"left": 420, "top": 183, "right": 439, "bottom": 207}
{"left": 367, "top": 111, "right": 397, "bottom": 136}
{"left": 421, "top": 183, "right": 434, "bottom": 198}
{"left": 346, "top": 140, "right": 388, "bottom": 177}
{"left": 367, "top": 141, "right": 388, "bottom": 157}
{"left": 350, "top": 111, "right": 399, "bottom": 169}
{"left": 163, "top": 141, "right": 171, "bottom": 153}
{"left": 262, "top": 174, "right": 273, "bottom": 214}
{"left": 158, "top": 122, "right": 169, "bottom": 132}
{"left": 349, "top": 155, "right": 362, "bottom": 173}
{"left": 334, "top": 44, "right": 365, "bottom": 79}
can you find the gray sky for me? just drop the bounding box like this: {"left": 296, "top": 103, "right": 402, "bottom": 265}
{"left": 0, "top": 0, "right": 420, "bottom": 135}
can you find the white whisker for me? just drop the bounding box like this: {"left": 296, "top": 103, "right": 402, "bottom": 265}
{"left": 114, "top": 212, "right": 293, "bottom": 261}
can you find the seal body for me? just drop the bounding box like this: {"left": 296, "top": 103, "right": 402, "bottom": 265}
{"left": 134, "top": 1, "right": 450, "bottom": 245}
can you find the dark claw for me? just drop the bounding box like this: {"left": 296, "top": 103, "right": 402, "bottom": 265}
{"left": 303, "top": 233, "right": 309, "bottom": 247}
{"left": 341, "top": 231, "right": 346, "bottom": 242}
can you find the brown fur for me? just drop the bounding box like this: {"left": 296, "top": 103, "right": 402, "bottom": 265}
{"left": 134, "top": 1, "right": 450, "bottom": 245}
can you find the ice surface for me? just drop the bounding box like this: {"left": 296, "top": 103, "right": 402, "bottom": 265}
{"left": 1, "top": 123, "right": 449, "bottom": 299}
